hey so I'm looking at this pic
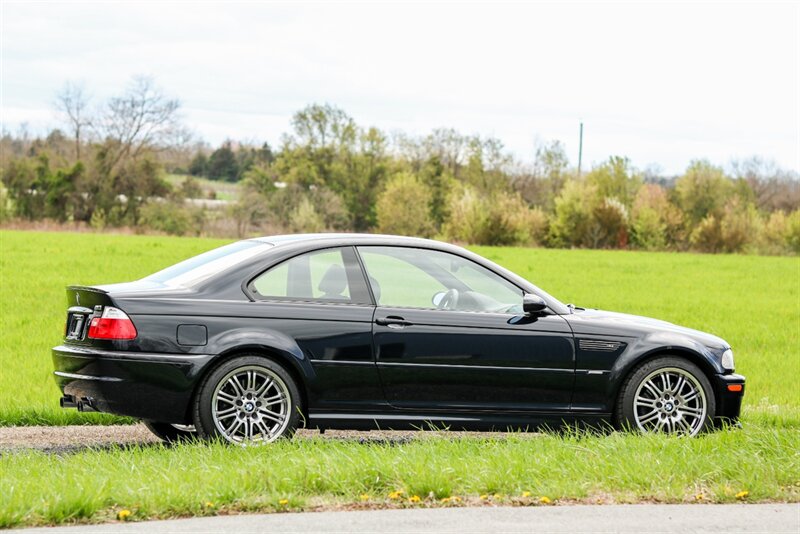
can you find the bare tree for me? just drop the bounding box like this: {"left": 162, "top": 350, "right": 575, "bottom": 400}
{"left": 55, "top": 82, "right": 92, "bottom": 160}
{"left": 100, "top": 75, "right": 181, "bottom": 168}
{"left": 731, "top": 156, "right": 800, "bottom": 212}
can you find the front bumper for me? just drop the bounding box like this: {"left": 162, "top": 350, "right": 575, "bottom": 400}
{"left": 52, "top": 344, "right": 214, "bottom": 423}
{"left": 712, "top": 372, "right": 746, "bottom": 423}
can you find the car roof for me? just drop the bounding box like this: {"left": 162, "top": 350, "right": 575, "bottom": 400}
{"left": 248, "top": 233, "right": 445, "bottom": 248}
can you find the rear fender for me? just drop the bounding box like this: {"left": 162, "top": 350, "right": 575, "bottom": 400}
{"left": 206, "top": 327, "right": 316, "bottom": 382}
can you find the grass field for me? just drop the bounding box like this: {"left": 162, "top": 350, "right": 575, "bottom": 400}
{"left": 1, "top": 230, "right": 797, "bottom": 425}
{"left": 0, "top": 230, "right": 798, "bottom": 527}
{"left": 2, "top": 428, "right": 797, "bottom": 528}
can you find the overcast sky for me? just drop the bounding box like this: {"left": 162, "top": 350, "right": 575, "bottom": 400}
{"left": 1, "top": 1, "right": 798, "bottom": 174}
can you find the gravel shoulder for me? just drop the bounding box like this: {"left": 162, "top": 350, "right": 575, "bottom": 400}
{"left": 0, "top": 423, "right": 536, "bottom": 453}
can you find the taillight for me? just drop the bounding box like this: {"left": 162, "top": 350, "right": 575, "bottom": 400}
{"left": 87, "top": 307, "right": 137, "bottom": 340}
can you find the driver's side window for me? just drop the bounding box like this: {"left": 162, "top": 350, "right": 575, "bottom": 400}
{"left": 357, "top": 246, "right": 522, "bottom": 313}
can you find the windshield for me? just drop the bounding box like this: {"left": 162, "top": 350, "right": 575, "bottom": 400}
{"left": 144, "top": 240, "right": 272, "bottom": 288}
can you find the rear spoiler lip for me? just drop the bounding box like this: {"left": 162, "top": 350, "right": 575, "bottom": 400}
{"left": 67, "top": 285, "right": 109, "bottom": 294}
{"left": 65, "top": 286, "right": 116, "bottom": 310}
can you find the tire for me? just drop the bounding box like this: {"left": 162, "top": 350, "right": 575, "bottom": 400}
{"left": 143, "top": 420, "right": 197, "bottom": 443}
{"left": 192, "top": 354, "right": 302, "bottom": 445}
{"left": 616, "top": 356, "right": 715, "bottom": 437}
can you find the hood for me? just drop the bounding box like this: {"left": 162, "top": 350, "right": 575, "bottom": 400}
{"left": 565, "top": 308, "right": 729, "bottom": 350}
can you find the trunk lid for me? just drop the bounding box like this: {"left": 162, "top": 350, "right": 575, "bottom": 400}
{"left": 63, "top": 286, "right": 114, "bottom": 342}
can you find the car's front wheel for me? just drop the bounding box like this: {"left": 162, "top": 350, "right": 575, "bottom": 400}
{"left": 617, "top": 356, "right": 715, "bottom": 436}
{"left": 193, "top": 355, "right": 302, "bottom": 445}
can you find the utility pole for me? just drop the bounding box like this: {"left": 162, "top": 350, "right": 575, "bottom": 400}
{"left": 577, "top": 121, "right": 584, "bottom": 178}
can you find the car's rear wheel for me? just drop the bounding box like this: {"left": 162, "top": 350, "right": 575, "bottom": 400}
{"left": 617, "top": 356, "right": 715, "bottom": 437}
{"left": 193, "top": 355, "right": 302, "bottom": 445}
{"left": 142, "top": 420, "right": 196, "bottom": 443}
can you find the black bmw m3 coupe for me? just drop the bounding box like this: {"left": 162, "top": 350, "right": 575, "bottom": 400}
{"left": 53, "top": 234, "right": 745, "bottom": 443}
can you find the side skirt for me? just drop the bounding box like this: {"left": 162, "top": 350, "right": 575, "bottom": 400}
{"left": 308, "top": 411, "right": 613, "bottom": 432}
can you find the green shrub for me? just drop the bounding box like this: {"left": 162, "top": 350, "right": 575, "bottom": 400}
{"left": 786, "top": 210, "right": 800, "bottom": 254}
{"left": 375, "top": 172, "right": 435, "bottom": 238}
{"left": 289, "top": 197, "right": 325, "bottom": 233}
{"left": 89, "top": 209, "right": 107, "bottom": 231}
{"left": 690, "top": 215, "right": 724, "bottom": 253}
{"left": 719, "top": 199, "right": 761, "bottom": 253}
{"left": 441, "top": 186, "right": 486, "bottom": 244}
{"left": 442, "top": 186, "right": 538, "bottom": 246}
{"left": 585, "top": 156, "right": 641, "bottom": 207}
{"left": 527, "top": 206, "right": 549, "bottom": 246}
{"left": 631, "top": 184, "right": 685, "bottom": 249}
{"left": 675, "top": 160, "right": 733, "bottom": 225}
{"left": 760, "top": 211, "right": 788, "bottom": 254}
{"left": 180, "top": 177, "right": 204, "bottom": 199}
{"left": 139, "top": 201, "right": 204, "bottom": 236}
{"left": 0, "top": 183, "right": 11, "bottom": 223}
{"left": 548, "top": 180, "right": 596, "bottom": 247}
{"left": 631, "top": 207, "right": 665, "bottom": 250}
{"left": 480, "top": 192, "right": 539, "bottom": 246}
{"left": 589, "top": 197, "right": 628, "bottom": 248}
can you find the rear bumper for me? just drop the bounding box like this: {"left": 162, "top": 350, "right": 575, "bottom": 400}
{"left": 712, "top": 372, "right": 745, "bottom": 423}
{"left": 52, "top": 344, "right": 214, "bottom": 424}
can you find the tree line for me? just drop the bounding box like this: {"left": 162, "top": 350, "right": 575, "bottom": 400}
{"left": 1, "top": 76, "right": 799, "bottom": 255}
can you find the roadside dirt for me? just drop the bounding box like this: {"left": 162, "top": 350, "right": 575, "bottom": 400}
{"left": 0, "top": 424, "right": 537, "bottom": 454}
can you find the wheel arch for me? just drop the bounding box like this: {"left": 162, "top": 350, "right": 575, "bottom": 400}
{"left": 185, "top": 344, "right": 312, "bottom": 425}
{"left": 610, "top": 346, "right": 719, "bottom": 421}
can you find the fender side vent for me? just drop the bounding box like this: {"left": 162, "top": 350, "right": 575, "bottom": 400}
{"left": 579, "top": 339, "right": 622, "bottom": 352}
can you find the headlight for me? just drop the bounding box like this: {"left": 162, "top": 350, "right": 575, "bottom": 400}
{"left": 721, "top": 349, "right": 735, "bottom": 371}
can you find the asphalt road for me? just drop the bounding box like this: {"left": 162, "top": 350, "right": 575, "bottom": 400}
{"left": 18, "top": 504, "right": 799, "bottom": 533}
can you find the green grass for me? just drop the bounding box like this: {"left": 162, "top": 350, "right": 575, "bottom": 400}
{"left": 0, "top": 230, "right": 799, "bottom": 527}
{"left": 1, "top": 427, "right": 798, "bottom": 528}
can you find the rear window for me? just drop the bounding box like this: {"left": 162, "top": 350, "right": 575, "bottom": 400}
{"left": 144, "top": 240, "right": 272, "bottom": 287}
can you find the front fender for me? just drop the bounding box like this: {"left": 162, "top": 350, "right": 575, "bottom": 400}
{"left": 601, "top": 332, "right": 725, "bottom": 412}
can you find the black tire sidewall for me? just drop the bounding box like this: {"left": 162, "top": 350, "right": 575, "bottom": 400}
{"left": 142, "top": 420, "right": 196, "bottom": 443}
{"left": 617, "top": 356, "right": 716, "bottom": 434}
{"left": 193, "top": 355, "right": 302, "bottom": 442}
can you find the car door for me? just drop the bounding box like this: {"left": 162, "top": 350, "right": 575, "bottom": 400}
{"left": 356, "top": 246, "right": 575, "bottom": 412}
{"left": 246, "top": 246, "right": 385, "bottom": 412}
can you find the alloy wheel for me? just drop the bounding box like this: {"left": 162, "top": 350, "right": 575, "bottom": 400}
{"left": 633, "top": 367, "right": 707, "bottom": 436}
{"left": 211, "top": 365, "right": 292, "bottom": 444}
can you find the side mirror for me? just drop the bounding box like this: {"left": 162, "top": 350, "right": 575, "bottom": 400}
{"left": 523, "top": 293, "right": 547, "bottom": 315}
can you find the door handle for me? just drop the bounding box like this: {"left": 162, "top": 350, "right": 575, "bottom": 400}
{"left": 375, "top": 316, "right": 412, "bottom": 328}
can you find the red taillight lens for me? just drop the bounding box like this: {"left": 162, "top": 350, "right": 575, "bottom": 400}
{"left": 87, "top": 307, "right": 137, "bottom": 340}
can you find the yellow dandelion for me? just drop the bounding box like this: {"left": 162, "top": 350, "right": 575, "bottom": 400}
{"left": 408, "top": 495, "right": 421, "bottom": 503}
{"left": 388, "top": 490, "right": 404, "bottom": 500}
{"left": 117, "top": 509, "right": 132, "bottom": 521}
{"left": 278, "top": 498, "right": 289, "bottom": 506}
{"left": 493, "top": 493, "right": 502, "bottom": 499}
{"left": 479, "top": 494, "right": 489, "bottom": 500}
{"left": 735, "top": 490, "right": 749, "bottom": 500}
{"left": 521, "top": 491, "right": 531, "bottom": 498}
{"left": 204, "top": 501, "right": 215, "bottom": 508}
{"left": 695, "top": 493, "right": 704, "bottom": 501}
{"left": 539, "top": 496, "right": 552, "bottom": 504}
{"left": 360, "top": 494, "right": 370, "bottom": 501}
{"left": 440, "top": 497, "right": 451, "bottom": 503}
{"left": 452, "top": 496, "right": 462, "bottom": 502}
